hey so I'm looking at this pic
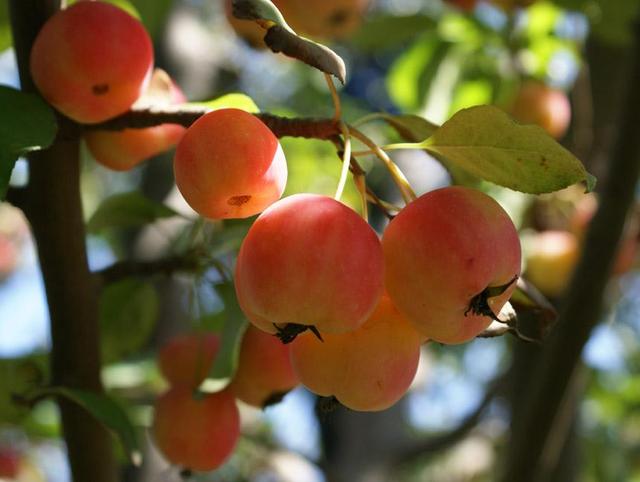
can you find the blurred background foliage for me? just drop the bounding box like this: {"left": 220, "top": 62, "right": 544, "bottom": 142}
{"left": 1, "top": 0, "right": 640, "bottom": 481}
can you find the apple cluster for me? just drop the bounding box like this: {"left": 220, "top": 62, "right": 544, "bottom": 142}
{"left": 152, "top": 328, "right": 298, "bottom": 471}
{"left": 29, "top": 1, "right": 186, "bottom": 172}
{"left": 28, "top": 1, "right": 523, "bottom": 475}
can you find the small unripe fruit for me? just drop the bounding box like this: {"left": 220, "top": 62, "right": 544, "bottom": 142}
{"left": 510, "top": 81, "right": 571, "bottom": 139}
{"left": 152, "top": 387, "right": 239, "bottom": 472}
{"left": 290, "top": 294, "right": 422, "bottom": 411}
{"left": 382, "top": 186, "right": 521, "bottom": 344}
{"left": 158, "top": 333, "right": 220, "bottom": 388}
{"left": 228, "top": 326, "right": 298, "bottom": 408}
{"left": 525, "top": 230, "right": 579, "bottom": 298}
{"left": 235, "top": 194, "right": 384, "bottom": 337}
{"left": 85, "top": 69, "right": 187, "bottom": 171}
{"left": 30, "top": 1, "right": 153, "bottom": 123}
{"left": 174, "top": 108, "right": 287, "bottom": 219}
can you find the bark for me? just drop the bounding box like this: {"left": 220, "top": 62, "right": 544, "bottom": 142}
{"left": 8, "top": 1, "right": 118, "bottom": 481}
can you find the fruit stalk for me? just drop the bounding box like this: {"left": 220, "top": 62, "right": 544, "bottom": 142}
{"left": 8, "top": 1, "right": 118, "bottom": 481}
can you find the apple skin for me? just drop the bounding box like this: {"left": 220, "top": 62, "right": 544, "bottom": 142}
{"left": 157, "top": 333, "right": 220, "bottom": 388}
{"left": 382, "top": 186, "right": 521, "bottom": 344}
{"left": 173, "top": 108, "right": 287, "bottom": 219}
{"left": 30, "top": 1, "right": 153, "bottom": 123}
{"left": 152, "top": 387, "right": 239, "bottom": 472}
{"left": 228, "top": 325, "right": 299, "bottom": 408}
{"left": 235, "top": 193, "right": 384, "bottom": 336}
{"left": 290, "top": 294, "right": 423, "bottom": 411}
{"left": 85, "top": 69, "right": 187, "bottom": 171}
{"left": 525, "top": 230, "right": 579, "bottom": 298}
{"left": 510, "top": 81, "right": 571, "bottom": 139}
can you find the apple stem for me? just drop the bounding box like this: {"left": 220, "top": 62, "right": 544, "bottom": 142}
{"left": 334, "top": 121, "right": 352, "bottom": 202}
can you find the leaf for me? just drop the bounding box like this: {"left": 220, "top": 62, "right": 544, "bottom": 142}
{"left": 372, "top": 113, "right": 439, "bottom": 142}
{"left": 264, "top": 26, "right": 346, "bottom": 84}
{"left": 0, "top": 355, "right": 48, "bottom": 424}
{"left": 189, "top": 93, "right": 260, "bottom": 114}
{"left": 376, "top": 113, "right": 480, "bottom": 187}
{"left": 0, "top": 0, "right": 11, "bottom": 51}
{"left": 35, "top": 387, "right": 141, "bottom": 466}
{"left": 207, "top": 282, "right": 248, "bottom": 380}
{"left": 351, "top": 14, "right": 437, "bottom": 52}
{"left": 100, "top": 279, "right": 159, "bottom": 363}
{"left": 387, "top": 33, "right": 451, "bottom": 111}
{"left": 232, "top": 0, "right": 346, "bottom": 83}
{"left": 0, "top": 86, "right": 57, "bottom": 198}
{"left": 420, "top": 105, "right": 594, "bottom": 194}
{"left": 232, "top": 0, "right": 292, "bottom": 30}
{"left": 87, "top": 191, "right": 179, "bottom": 233}
{"left": 130, "top": 0, "right": 174, "bottom": 38}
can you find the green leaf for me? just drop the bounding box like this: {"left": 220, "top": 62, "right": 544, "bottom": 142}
{"left": 189, "top": 93, "right": 260, "bottom": 114}
{"left": 0, "top": 86, "right": 57, "bottom": 198}
{"left": 369, "top": 113, "right": 439, "bottom": 142}
{"left": 0, "top": 355, "right": 48, "bottom": 424}
{"left": 420, "top": 105, "right": 593, "bottom": 193}
{"left": 232, "top": 0, "right": 346, "bottom": 83}
{"left": 377, "top": 113, "right": 480, "bottom": 187}
{"left": 231, "top": 0, "right": 292, "bottom": 31}
{"left": 35, "top": 387, "right": 141, "bottom": 465}
{"left": 207, "top": 282, "right": 247, "bottom": 381}
{"left": 68, "top": 0, "right": 141, "bottom": 19}
{"left": 351, "top": 14, "right": 437, "bottom": 52}
{"left": 387, "top": 33, "right": 452, "bottom": 111}
{"left": 0, "top": 0, "right": 11, "bottom": 52}
{"left": 87, "top": 191, "right": 179, "bottom": 233}
{"left": 100, "top": 279, "right": 159, "bottom": 363}
{"left": 130, "top": 0, "right": 174, "bottom": 38}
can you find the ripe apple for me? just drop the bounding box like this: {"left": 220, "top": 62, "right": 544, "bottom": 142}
{"left": 290, "top": 294, "right": 423, "bottom": 411}
{"left": 30, "top": 1, "right": 153, "bottom": 123}
{"left": 235, "top": 194, "right": 384, "bottom": 339}
{"left": 173, "top": 108, "right": 287, "bottom": 219}
{"left": 157, "top": 333, "right": 220, "bottom": 388}
{"left": 228, "top": 325, "right": 298, "bottom": 408}
{"left": 152, "top": 387, "right": 239, "bottom": 472}
{"left": 382, "top": 186, "right": 521, "bottom": 344}
{"left": 509, "top": 81, "right": 571, "bottom": 139}
{"left": 85, "top": 69, "right": 187, "bottom": 171}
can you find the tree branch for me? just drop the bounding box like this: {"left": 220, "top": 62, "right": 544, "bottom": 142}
{"left": 391, "top": 376, "right": 503, "bottom": 466}
{"left": 9, "top": 2, "right": 118, "bottom": 481}
{"left": 95, "top": 254, "right": 201, "bottom": 286}
{"left": 60, "top": 106, "right": 341, "bottom": 140}
{"left": 501, "top": 20, "right": 640, "bottom": 482}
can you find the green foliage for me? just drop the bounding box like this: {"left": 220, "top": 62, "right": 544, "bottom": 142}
{"left": 0, "top": 0, "right": 10, "bottom": 52}
{"left": 206, "top": 282, "right": 247, "bottom": 381}
{"left": 32, "top": 387, "right": 141, "bottom": 465}
{"left": 0, "top": 86, "right": 57, "bottom": 198}
{"left": 189, "top": 93, "right": 260, "bottom": 113}
{"left": 351, "top": 14, "right": 437, "bottom": 52}
{"left": 0, "top": 355, "right": 47, "bottom": 424}
{"left": 86, "top": 191, "right": 179, "bottom": 233}
{"left": 100, "top": 279, "right": 159, "bottom": 363}
{"left": 418, "top": 105, "right": 593, "bottom": 193}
